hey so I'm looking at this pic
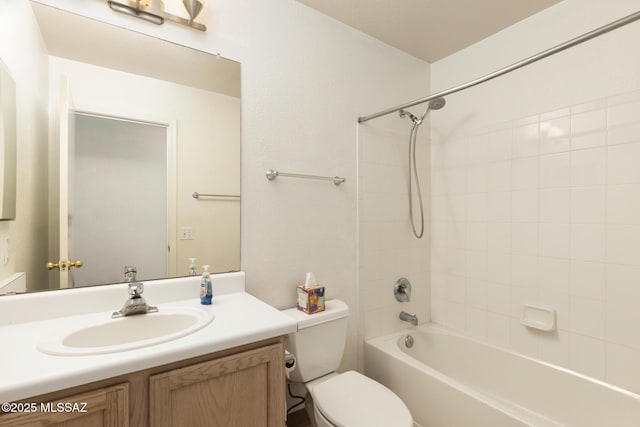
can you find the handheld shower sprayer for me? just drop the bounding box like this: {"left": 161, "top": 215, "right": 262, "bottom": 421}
{"left": 399, "top": 98, "right": 445, "bottom": 125}
{"left": 399, "top": 97, "right": 447, "bottom": 239}
{"left": 428, "top": 97, "right": 446, "bottom": 110}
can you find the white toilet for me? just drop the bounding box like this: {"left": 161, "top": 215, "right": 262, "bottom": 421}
{"left": 282, "top": 299, "right": 413, "bottom": 427}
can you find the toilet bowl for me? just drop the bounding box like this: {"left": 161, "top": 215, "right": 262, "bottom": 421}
{"left": 307, "top": 371, "right": 412, "bottom": 427}
{"left": 281, "top": 300, "right": 412, "bottom": 427}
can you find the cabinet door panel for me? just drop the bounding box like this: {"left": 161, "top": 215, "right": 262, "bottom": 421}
{"left": 150, "top": 343, "right": 284, "bottom": 427}
{"left": 0, "top": 383, "right": 128, "bottom": 427}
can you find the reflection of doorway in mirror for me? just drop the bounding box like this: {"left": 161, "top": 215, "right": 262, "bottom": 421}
{"left": 72, "top": 114, "right": 169, "bottom": 286}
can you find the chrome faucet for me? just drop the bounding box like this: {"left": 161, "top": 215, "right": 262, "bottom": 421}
{"left": 399, "top": 311, "right": 418, "bottom": 326}
{"left": 112, "top": 267, "right": 158, "bottom": 318}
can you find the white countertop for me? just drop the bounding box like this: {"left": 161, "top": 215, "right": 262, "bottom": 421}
{"left": 0, "top": 272, "right": 297, "bottom": 402}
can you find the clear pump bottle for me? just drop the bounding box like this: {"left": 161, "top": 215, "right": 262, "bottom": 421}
{"left": 188, "top": 258, "right": 197, "bottom": 276}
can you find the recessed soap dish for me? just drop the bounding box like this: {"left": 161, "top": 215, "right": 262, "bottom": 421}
{"left": 520, "top": 304, "right": 556, "bottom": 331}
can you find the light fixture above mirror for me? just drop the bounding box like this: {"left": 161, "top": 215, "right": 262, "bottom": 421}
{"left": 107, "top": 0, "right": 207, "bottom": 31}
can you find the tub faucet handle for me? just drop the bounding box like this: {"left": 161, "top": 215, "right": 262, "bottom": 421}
{"left": 394, "top": 278, "right": 412, "bottom": 302}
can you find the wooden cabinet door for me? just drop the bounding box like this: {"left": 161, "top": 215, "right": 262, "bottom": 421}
{"left": 150, "top": 342, "right": 284, "bottom": 427}
{"left": 0, "top": 383, "right": 128, "bottom": 427}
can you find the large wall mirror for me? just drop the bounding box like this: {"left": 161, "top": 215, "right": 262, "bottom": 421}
{"left": 0, "top": 60, "right": 17, "bottom": 222}
{"left": 0, "top": 1, "right": 240, "bottom": 294}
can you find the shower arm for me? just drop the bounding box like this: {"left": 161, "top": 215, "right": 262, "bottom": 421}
{"left": 358, "top": 9, "right": 640, "bottom": 123}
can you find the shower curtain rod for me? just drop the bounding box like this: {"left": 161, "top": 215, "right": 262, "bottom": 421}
{"left": 358, "top": 9, "right": 640, "bottom": 123}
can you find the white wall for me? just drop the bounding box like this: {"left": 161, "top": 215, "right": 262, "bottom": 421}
{"left": 240, "top": 1, "right": 429, "bottom": 370}
{"left": 34, "top": 0, "right": 431, "bottom": 371}
{"left": 0, "top": 0, "right": 49, "bottom": 291}
{"left": 241, "top": 2, "right": 431, "bottom": 371}
{"left": 431, "top": 0, "right": 640, "bottom": 394}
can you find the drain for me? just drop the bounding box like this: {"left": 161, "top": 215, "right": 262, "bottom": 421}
{"left": 404, "top": 334, "right": 414, "bottom": 348}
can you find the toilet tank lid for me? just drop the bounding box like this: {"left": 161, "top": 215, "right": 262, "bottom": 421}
{"left": 281, "top": 299, "right": 349, "bottom": 330}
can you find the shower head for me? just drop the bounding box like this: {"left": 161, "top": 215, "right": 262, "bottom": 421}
{"left": 428, "top": 97, "right": 446, "bottom": 110}
{"left": 399, "top": 97, "right": 446, "bottom": 125}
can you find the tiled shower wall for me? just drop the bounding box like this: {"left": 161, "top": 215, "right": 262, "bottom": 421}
{"left": 357, "top": 118, "right": 430, "bottom": 367}
{"left": 431, "top": 91, "right": 640, "bottom": 394}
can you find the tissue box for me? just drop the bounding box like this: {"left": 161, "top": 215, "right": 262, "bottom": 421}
{"left": 296, "top": 285, "right": 325, "bottom": 314}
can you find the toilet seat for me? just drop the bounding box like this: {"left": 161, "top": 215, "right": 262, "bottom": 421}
{"left": 310, "top": 371, "right": 412, "bottom": 427}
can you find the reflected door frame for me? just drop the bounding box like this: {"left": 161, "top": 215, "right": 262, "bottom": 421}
{"left": 49, "top": 79, "right": 177, "bottom": 288}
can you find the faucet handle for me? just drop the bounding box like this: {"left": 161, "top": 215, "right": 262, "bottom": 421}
{"left": 124, "top": 266, "right": 137, "bottom": 282}
{"left": 128, "top": 282, "right": 143, "bottom": 297}
{"left": 394, "top": 277, "right": 412, "bottom": 302}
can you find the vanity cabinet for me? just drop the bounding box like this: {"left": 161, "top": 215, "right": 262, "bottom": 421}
{"left": 0, "top": 337, "right": 285, "bottom": 427}
{"left": 0, "top": 383, "right": 129, "bottom": 427}
{"left": 150, "top": 342, "right": 285, "bottom": 426}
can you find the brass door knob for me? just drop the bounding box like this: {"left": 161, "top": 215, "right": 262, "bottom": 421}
{"left": 45, "top": 262, "right": 60, "bottom": 270}
{"left": 46, "top": 260, "right": 84, "bottom": 271}
{"left": 68, "top": 260, "right": 83, "bottom": 269}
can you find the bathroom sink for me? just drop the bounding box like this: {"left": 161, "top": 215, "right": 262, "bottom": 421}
{"left": 37, "top": 306, "right": 215, "bottom": 356}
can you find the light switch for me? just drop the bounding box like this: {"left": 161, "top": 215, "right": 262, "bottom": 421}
{"left": 180, "top": 226, "right": 194, "bottom": 240}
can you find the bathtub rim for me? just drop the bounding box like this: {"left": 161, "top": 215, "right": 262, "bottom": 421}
{"left": 365, "top": 322, "right": 640, "bottom": 402}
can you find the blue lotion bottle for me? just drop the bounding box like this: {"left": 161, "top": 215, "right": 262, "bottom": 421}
{"left": 200, "top": 265, "right": 212, "bottom": 305}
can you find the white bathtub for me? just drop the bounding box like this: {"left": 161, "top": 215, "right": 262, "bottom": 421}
{"left": 365, "top": 324, "right": 640, "bottom": 427}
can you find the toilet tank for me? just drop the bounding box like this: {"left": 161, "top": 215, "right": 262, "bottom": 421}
{"left": 281, "top": 299, "right": 349, "bottom": 383}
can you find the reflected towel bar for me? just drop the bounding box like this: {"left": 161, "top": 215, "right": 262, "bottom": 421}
{"left": 192, "top": 192, "right": 240, "bottom": 199}
{"left": 266, "top": 169, "right": 346, "bottom": 186}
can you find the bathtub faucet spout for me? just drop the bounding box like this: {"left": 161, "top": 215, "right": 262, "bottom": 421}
{"left": 399, "top": 311, "right": 418, "bottom": 326}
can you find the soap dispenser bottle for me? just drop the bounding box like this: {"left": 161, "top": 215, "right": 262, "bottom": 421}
{"left": 200, "top": 265, "right": 212, "bottom": 305}
{"left": 188, "top": 258, "right": 197, "bottom": 276}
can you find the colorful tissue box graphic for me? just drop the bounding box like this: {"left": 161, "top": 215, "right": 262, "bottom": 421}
{"left": 296, "top": 285, "right": 325, "bottom": 314}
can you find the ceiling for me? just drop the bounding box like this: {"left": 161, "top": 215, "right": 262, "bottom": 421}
{"left": 296, "top": 0, "right": 563, "bottom": 63}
